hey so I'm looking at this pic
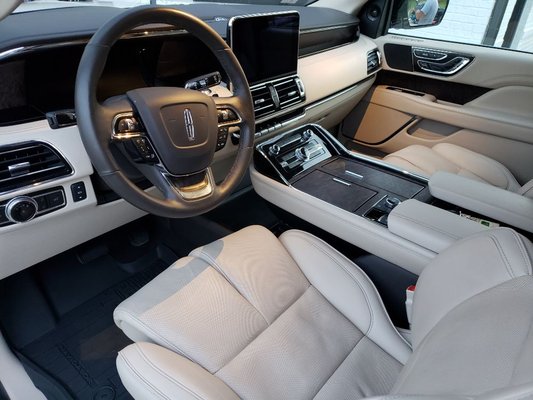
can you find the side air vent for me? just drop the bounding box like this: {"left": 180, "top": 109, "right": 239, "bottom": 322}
{"left": 251, "top": 76, "right": 306, "bottom": 120}
{"left": 367, "top": 49, "right": 381, "bottom": 74}
{"left": 0, "top": 142, "right": 72, "bottom": 193}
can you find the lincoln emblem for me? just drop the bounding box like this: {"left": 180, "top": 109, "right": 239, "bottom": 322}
{"left": 183, "top": 108, "right": 195, "bottom": 142}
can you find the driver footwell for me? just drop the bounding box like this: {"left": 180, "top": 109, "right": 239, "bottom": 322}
{"left": 0, "top": 218, "right": 178, "bottom": 400}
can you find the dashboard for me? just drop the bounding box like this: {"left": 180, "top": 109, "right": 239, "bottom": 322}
{"left": 0, "top": 4, "right": 380, "bottom": 279}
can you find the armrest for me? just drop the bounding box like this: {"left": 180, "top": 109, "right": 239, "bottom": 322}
{"left": 429, "top": 172, "right": 533, "bottom": 233}
{"left": 388, "top": 199, "right": 489, "bottom": 253}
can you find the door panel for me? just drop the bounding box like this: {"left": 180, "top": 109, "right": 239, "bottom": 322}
{"left": 343, "top": 35, "right": 533, "bottom": 183}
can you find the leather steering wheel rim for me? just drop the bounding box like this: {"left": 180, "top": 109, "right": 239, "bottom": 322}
{"left": 75, "top": 6, "right": 254, "bottom": 218}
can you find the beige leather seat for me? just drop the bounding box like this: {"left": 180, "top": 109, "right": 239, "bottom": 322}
{"left": 114, "top": 225, "right": 533, "bottom": 399}
{"left": 384, "top": 143, "right": 533, "bottom": 198}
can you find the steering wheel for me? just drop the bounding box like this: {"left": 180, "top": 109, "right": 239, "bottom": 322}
{"left": 75, "top": 6, "right": 254, "bottom": 218}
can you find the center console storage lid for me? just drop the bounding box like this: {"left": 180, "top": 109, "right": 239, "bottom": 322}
{"left": 388, "top": 199, "right": 489, "bottom": 253}
{"left": 429, "top": 172, "right": 533, "bottom": 233}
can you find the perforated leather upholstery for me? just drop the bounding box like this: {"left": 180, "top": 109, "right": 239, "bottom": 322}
{"left": 384, "top": 144, "right": 532, "bottom": 198}
{"left": 114, "top": 226, "right": 533, "bottom": 400}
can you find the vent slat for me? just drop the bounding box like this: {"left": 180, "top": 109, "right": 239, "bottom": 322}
{"left": 0, "top": 142, "right": 72, "bottom": 193}
{"left": 251, "top": 77, "right": 305, "bottom": 119}
{"left": 251, "top": 86, "right": 276, "bottom": 119}
{"left": 367, "top": 49, "right": 381, "bottom": 74}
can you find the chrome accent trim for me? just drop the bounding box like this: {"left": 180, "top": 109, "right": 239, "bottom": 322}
{"left": 417, "top": 56, "right": 471, "bottom": 75}
{"left": 345, "top": 170, "right": 363, "bottom": 179}
{"left": 162, "top": 168, "right": 215, "bottom": 201}
{"left": 5, "top": 196, "right": 38, "bottom": 224}
{"left": 332, "top": 178, "right": 351, "bottom": 186}
{"left": 300, "top": 23, "right": 358, "bottom": 34}
{"left": 8, "top": 162, "right": 30, "bottom": 177}
{"left": 216, "top": 104, "right": 243, "bottom": 128}
{"left": 413, "top": 47, "right": 448, "bottom": 61}
{"left": 111, "top": 112, "right": 143, "bottom": 141}
{"left": 0, "top": 28, "right": 187, "bottom": 62}
{"left": 183, "top": 108, "right": 195, "bottom": 142}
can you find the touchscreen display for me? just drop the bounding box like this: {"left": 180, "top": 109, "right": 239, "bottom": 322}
{"left": 229, "top": 12, "right": 299, "bottom": 86}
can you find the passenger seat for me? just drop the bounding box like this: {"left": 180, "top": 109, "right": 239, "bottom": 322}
{"left": 384, "top": 143, "right": 533, "bottom": 198}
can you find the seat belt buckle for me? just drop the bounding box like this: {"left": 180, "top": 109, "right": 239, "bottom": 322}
{"left": 405, "top": 285, "right": 416, "bottom": 327}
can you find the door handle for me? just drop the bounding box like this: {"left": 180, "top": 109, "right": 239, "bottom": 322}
{"left": 416, "top": 56, "right": 471, "bottom": 75}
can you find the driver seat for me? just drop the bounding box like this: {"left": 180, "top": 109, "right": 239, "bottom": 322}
{"left": 114, "top": 225, "right": 533, "bottom": 399}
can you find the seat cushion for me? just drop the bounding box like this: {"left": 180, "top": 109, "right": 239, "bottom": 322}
{"left": 114, "top": 226, "right": 410, "bottom": 400}
{"left": 383, "top": 144, "right": 521, "bottom": 192}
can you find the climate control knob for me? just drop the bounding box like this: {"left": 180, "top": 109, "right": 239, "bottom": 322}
{"left": 269, "top": 144, "right": 281, "bottom": 156}
{"left": 6, "top": 196, "right": 38, "bottom": 223}
{"left": 295, "top": 146, "right": 310, "bottom": 162}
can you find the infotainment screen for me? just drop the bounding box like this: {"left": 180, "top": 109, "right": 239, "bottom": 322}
{"left": 229, "top": 12, "right": 300, "bottom": 86}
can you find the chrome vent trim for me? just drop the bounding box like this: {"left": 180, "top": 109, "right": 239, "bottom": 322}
{"left": 367, "top": 49, "right": 381, "bottom": 74}
{"left": 250, "top": 76, "right": 306, "bottom": 119}
{"left": 0, "top": 142, "right": 73, "bottom": 193}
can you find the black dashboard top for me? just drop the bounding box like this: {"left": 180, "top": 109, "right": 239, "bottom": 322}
{"left": 0, "top": 4, "right": 359, "bottom": 127}
{"left": 0, "top": 4, "right": 358, "bottom": 53}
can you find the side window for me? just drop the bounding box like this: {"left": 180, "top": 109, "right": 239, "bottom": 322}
{"left": 389, "top": 0, "right": 533, "bottom": 54}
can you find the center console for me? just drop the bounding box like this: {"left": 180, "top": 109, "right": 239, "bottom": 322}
{"left": 255, "top": 124, "right": 432, "bottom": 227}
{"left": 252, "top": 123, "right": 532, "bottom": 275}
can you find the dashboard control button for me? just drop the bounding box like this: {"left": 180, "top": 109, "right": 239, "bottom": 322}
{"left": 385, "top": 197, "right": 401, "bottom": 208}
{"left": 216, "top": 127, "right": 229, "bottom": 151}
{"left": 71, "top": 182, "right": 87, "bottom": 202}
{"left": 46, "top": 191, "right": 65, "bottom": 208}
{"left": 130, "top": 137, "right": 157, "bottom": 162}
{"left": 217, "top": 108, "right": 239, "bottom": 124}
{"left": 6, "top": 196, "right": 38, "bottom": 223}
{"left": 34, "top": 195, "right": 49, "bottom": 211}
{"left": 115, "top": 116, "right": 141, "bottom": 134}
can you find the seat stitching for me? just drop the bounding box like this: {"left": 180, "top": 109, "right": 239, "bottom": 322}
{"left": 391, "top": 213, "right": 461, "bottom": 240}
{"left": 193, "top": 249, "right": 270, "bottom": 325}
{"left": 136, "top": 344, "right": 209, "bottom": 400}
{"left": 510, "top": 230, "right": 532, "bottom": 275}
{"left": 312, "top": 334, "right": 365, "bottom": 399}
{"left": 118, "top": 350, "right": 172, "bottom": 400}
{"left": 213, "top": 286, "right": 311, "bottom": 374}
{"left": 488, "top": 235, "right": 516, "bottom": 279}
{"left": 286, "top": 232, "right": 375, "bottom": 335}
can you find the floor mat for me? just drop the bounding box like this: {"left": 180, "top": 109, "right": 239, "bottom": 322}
{"left": 17, "top": 254, "right": 170, "bottom": 400}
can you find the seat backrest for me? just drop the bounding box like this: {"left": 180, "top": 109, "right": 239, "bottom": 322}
{"left": 392, "top": 228, "right": 533, "bottom": 396}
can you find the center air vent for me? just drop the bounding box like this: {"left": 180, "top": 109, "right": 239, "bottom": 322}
{"left": 0, "top": 142, "right": 72, "bottom": 193}
{"left": 367, "top": 49, "right": 381, "bottom": 74}
{"left": 251, "top": 76, "right": 306, "bottom": 120}
{"left": 251, "top": 84, "right": 277, "bottom": 119}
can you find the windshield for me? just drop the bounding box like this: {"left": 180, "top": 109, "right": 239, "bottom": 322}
{"left": 14, "top": 0, "right": 311, "bottom": 13}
